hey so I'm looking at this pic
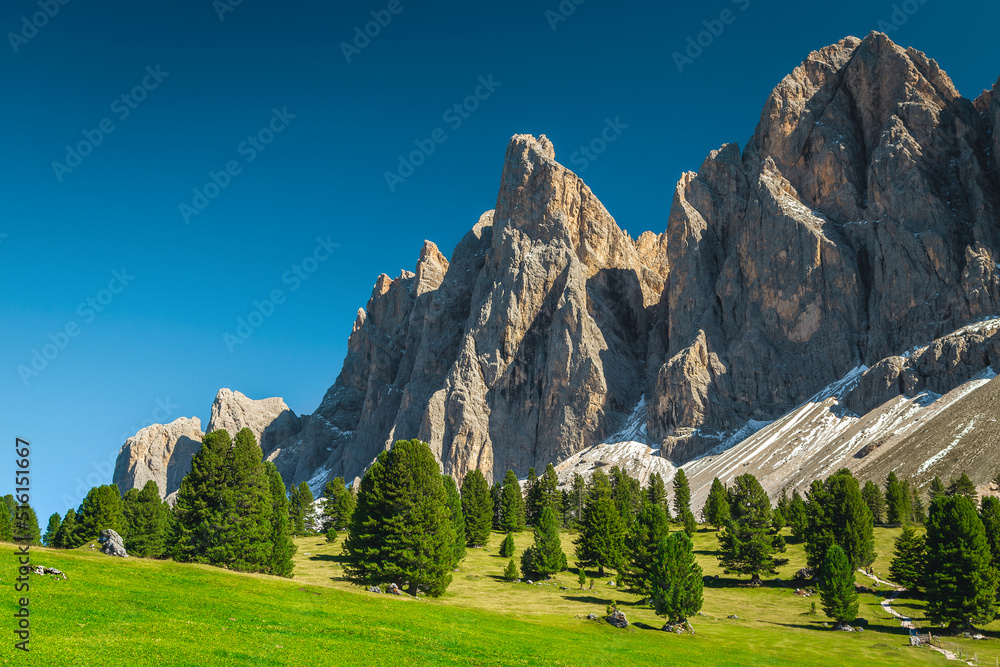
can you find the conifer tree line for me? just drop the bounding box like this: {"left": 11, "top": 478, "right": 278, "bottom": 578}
{"left": 29, "top": 427, "right": 367, "bottom": 579}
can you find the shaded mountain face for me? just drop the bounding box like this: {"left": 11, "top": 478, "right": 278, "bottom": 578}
{"left": 267, "top": 32, "right": 1000, "bottom": 489}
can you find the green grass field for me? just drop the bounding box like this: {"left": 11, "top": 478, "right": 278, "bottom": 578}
{"left": 1, "top": 526, "right": 996, "bottom": 666}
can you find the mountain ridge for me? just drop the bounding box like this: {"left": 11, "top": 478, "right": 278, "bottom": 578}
{"left": 114, "top": 31, "right": 1000, "bottom": 500}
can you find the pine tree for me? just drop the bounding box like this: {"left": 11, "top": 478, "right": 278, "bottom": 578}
{"left": 610, "top": 466, "right": 641, "bottom": 529}
{"left": 264, "top": 461, "right": 296, "bottom": 577}
{"left": 718, "top": 473, "right": 775, "bottom": 585}
{"left": 42, "top": 513, "right": 61, "bottom": 547}
{"left": 702, "top": 477, "right": 730, "bottom": 530}
{"left": 929, "top": 476, "right": 947, "bottom": 501}
{"left": 524, "top": 468, "right": 540, "bottom": 526}
{"left": 569, "top": 474, "right": 586, "bottom": 527}
{"left": 622, "top": 498, "right": 670, "bottom": 595}
{"left": 75, "top": 484, "right": 125, "bottom": 542}
{"left": 460, "top": 468, "right": 493, "bottom": 547}
{"left": 289, "top": 481, "right": 316, "bottom": 535}
{"left": 649, "top": 530, "right": 703, "bottom": 625}
{"left": 499, "top": 470, "right": 525, "bottom": 533}
{"left": 500, "top": 532, "right": 516, "bottom": 558}
{"left": 574, "top": 469, "right": 626, "bottom": 577}
{"left": 885, "top": 472, "right": 909, "bottom": 525}
{"left": 980, "top": 496, "right": 1000, "bottom": 572}
{"left": 442, "top": 475, "right": 466, "bottom": 566}
{"left": 122, "top": 481, "right": 172, "bottom": 558}
{"left": 911, "top": 485, "right": 926, "bottom": 524}
{"left": 490, "top": 481, "right": 504, "bottom": 531}
{"left": 889, "top": 524, "right": 925, "bottom": 590}
{"left": 503, "top": 558, "right": 519, "bottom": 581}
{"left": 53, "top": 508, "right": 79, "bottom": 548}
{"left": 13, "top": 504, "right": 41, "bottom": 545}
{"left": 212, "top": 428, "right": 273, "bottom": 572}
{"left": 540, "top": 464, "right": 561, "bottom": 518}
{"left": 947, "top": 473, "right": 978, "bottom": 503}
{"left": 174, "top": 429, "right": 232, "bottom": 562}
{"left": 861, "top": 481, "right": 886, "bottom": 524}
{"left": 804, "top": 469, "right": 875, "bottom": 574}
{"left": 787, "top": 489, "right": 808, "bottom": 539}
{"left": 0, "top": 500, "right": 14, "bottom": 542}
{"left": 818, "top": 544, "right": 858, "bottom": 626}
{"left": 561, "top": 489, "right": 573, "bottom": 528}
{"left": 647, "top": 472, "right": 668, "bottom": 512}
{"left": 925, "top": 495, "right": 999, "bottom": 630}
{"left": 521, "top": 505, "right": 566, "bottom": 579}
{"left": 673, "top": 469, "right": 695, "bottom": 534}
{"left": 321, "top": 477, "right": 356, "bottom": 532}
{"left": 343, "top": 439, "right": 456, "bottom": 597}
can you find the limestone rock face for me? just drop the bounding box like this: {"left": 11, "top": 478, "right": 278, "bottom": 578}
{"left": 98, "top": 529, "right": 128, "bottom": 558}
{"left": 112, "top": 417, "right": 203, "bottom": 499}
{"left": 260, "top": 33, "right": 1000, "bottom": 489}
{"left": 207, "top": 388, "right": 300, "bottom": 457}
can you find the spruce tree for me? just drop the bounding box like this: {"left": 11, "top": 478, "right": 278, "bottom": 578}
{"left": 212, "top": 428, "right": 273, "bottom": 572}
{"left": 42, "top": 513, "right": 61, "bottom": 547}
{"left": 947, "top": 473, "right": 978, "bottom": 503}
{"left": 925, "top": 495, "right": 999, "bottom": 630}
{"left": 442, "top": 475, "right": 467, "bottom": 566}
{"left": 980, "top": 496, "right": 1000, "bottom": 572}
{"left": 702, "top": 477, "right": 730, "bottom": 530}
{"left": 929, "top": 476, "right": 947, "bottom": 501}
{"left": 889, "top": 524, "right": 925, "bottom": 590}
{"left": 673, "top": 469, "right": 695, "bottom": 535}
{"left": 75, "top": 484, "right": 125, "bottom": 542}
{"left": 13, "top": 505, "right": 42, "bottom": 545}
{"left": 521, "top": 505, "right": 566, "bottom": 579}
{"left": 53, "top": 508, "right": 79, "bottom": 548}
{"left": 461, "top": 468, "right": 493, "bottom": 547}
{"left": 574, "top": 469, "right": 626, "bottom": 577}
{"left": 123, "top": 481, "right": 171, "bottom": 558}
{"left": 503, "top": 558, "right": 519, "bottom": 581}
{"left": 861, "top": 481, "right": 886, "bottom": 524}
{"left": 647, "top": 472, "right": 668, "bottom": 512}
{"left": 804, "top": 469, "right": 875, "bottom": 574}
{"left": 649, "top": 530, "right": 703, "bottom": 625}
{"left": 499, "top": 470, "right": 525, "bottom": 533}
{"left": 343, "top": 439, "right": 456, "bottom": 597}
{"left": 264, "top": 461, "right": 296, "bottom": 578}
{"left": 718, "top": 473, "right": 775, "bottom": 585}
{"left": 818, "top": 544, "right": 858, "bottom": 626}
{"left": 321, "top": 477, "right": 356, "bottom": 532}
{"left": 622, "top": 498, "right": 670, "bottom": 595}
{"left": 500, "top": 532, "right": 516, "bottom": 558}
{"left": 0, "top": 501, "right": 14, "bottom": 542}
{"left": 885, "top": 472, "right": 909, "bottom": 525}
{"left": 174, "top": 429, "right": 232, "bottom": 562}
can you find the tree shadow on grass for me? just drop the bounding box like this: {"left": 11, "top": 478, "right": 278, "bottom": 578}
{"left": 631, "top": 622, "right": 660, "bottom": 631}
{"left": 562, "top": 595, "right": 611, "bottom": 606}
{"left": 308, "top": 553, "right": 346, "bottom": 563}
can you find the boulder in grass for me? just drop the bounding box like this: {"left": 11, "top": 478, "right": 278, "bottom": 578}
{"left": 98, "top": 529, "right": 128, "bottom": 558}
{"left": 605, "top": 611, "right": 629, "bottom": 629}
{"left": 387, "top": 583, "right": 402, "bottom": 596}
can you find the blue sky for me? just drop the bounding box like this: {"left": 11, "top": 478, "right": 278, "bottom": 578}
{"left": 2, "top": 0, "right": 998, "bottom": 522}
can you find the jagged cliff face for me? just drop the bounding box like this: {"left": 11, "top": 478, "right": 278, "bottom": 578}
{"left": 275, "top": 135, "right": 670, "bottom": 486}
{"left": 266, "top": 32, "right": 1000, "bottom": 488}
{"left": 113, "top": 33, "right": 1000, "bottom": 496}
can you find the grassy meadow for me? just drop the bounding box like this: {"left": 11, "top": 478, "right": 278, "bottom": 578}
{"left": 1, "top": 526, "right": 996, "bottom": 666}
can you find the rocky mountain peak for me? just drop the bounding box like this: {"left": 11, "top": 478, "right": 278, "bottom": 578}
{"left": 207, "top": 388, "right": 300, "bottom": 458}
